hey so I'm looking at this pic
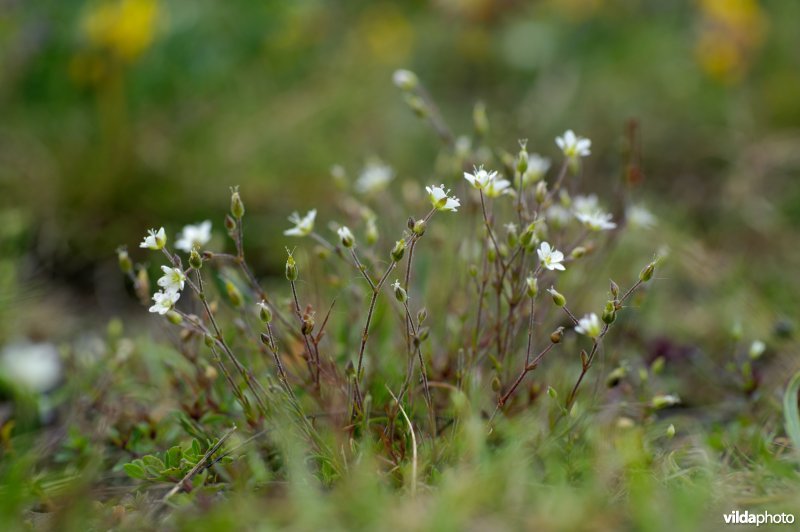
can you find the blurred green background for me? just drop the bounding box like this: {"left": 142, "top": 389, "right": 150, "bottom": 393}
{"left": 1, "top": 0, "right": 800, "bottom": 336}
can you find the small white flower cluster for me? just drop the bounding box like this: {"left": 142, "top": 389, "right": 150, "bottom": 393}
{"left": 464, "top": 166, "right": 512, "bottom": 198}
{"left": 140, "top": 222, "right": 212, "bottom": 315}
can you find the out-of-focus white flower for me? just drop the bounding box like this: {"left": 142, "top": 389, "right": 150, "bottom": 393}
{"left": 464, "top": 166, "right": 498, "bottom": 190}
{"left": 284, "top": 209, "right": 317, "bottom": 237}
{"left": 337, "top": 226, "right": 355, "bottom": 248}
{"left": 455, "top": 136, "right": 472, "bottom": 158}
{"left": 651, "top": 394, "right": 681, "bottom": 409}
{"left": 546, "top": 205, "right": 573, "bottom": 227}
{"left": 537, "top": 241, "right": 565, "bottom": 271}
{"left": 149, "top": 290, "right": 180, "bottom": 315}
{"left": 426, "top": 184, "right": 460, "bottom": 212}
{"left": 575, "top": 313, "right": 603, "bottom": 338}
{"left": 748, "top": 340, "right": 766, "bottom": 360}
{"left": 572, "top": 194, "right": 599, "bottom": 215}
{"left": 522, "top": 154, "right": 550, "bottom": 184}
{"left": 626, "top": 204, "right": 657, "bottom": 229}
{"left": 356, "top": 162, "right": 394, "bottom": 194}
{"left": 555, "top": 130, "right": 591, "bottom": 159}
{"left": 484, "top": 177, "right": 513, "bottom": 198}
{"left": 392, "top": 69, "right": 418, "bottom": 90}
{"left": 157, "top": 265, "right": 186, "bottom": 294}
{"left": 175, "top": 221, "right": 212, "bottom": 252}
{"left": 575, "top": 210, "right": 617, "bottom": 231}
{"left": 1, "top": 341, "right": 61, "bottom": 392}
{"left": 140, "top": 227, "right": 166, "bottom": 250}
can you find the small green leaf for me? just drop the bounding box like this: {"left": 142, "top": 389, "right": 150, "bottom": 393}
{"left": 123, "top": 463, "right": 147, "bottom": 480}
{"left": 165, "top": 446, "right": 183, "bottom": 469}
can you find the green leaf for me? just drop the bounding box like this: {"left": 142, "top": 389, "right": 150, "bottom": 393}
{"left": 165, "top": 446, "right": 183, "bottom": 469}
{"left": 783, "top": 370, "right": 800, "bottom": 452}
{"left": 123, "top": 463, "right": 147, "bottom": 480}
{"left": 142, "top": 454, "right": 165, "bottom": 475}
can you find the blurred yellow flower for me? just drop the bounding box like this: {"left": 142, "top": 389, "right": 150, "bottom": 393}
{"left": 695, "top": 0, "right": 767, "bottom": 83}
{"left": 82, "top": 0, "right": 159, "bottom": 63}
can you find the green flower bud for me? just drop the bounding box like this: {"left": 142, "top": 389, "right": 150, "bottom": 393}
{"left": 666, "top": 424, "right": 676, "bottom": 439}
{"left": 517, "top": 139, "right": 529, "bottom": 174}
{"left": 366, "top": 218, "right": 379, "bottom": 246}
{"left": 602, "top": 301, "right": 616, "bottom": 324}
{"left": 257, "top": 301, "right": 272, "bottom": 324}
{"left": 506, "top": 224, "right": 518, "bottom": 248}
{"left": 547, "top": 386, "right": 558, "bottom": 399}
{"left": 609, "top": 279, "right": 620, "bottom": 298}
{"left": 189, "top": 249, "right": 203, "bottom": 270}
{"left": 639, "top": 260, "right": 656, "bottom": 282}
{"left": 650, "top": 394, "right": 680, "bottom": 410}
{"left": 230, "top": 187, "right": 245, "bottom": 219}
{"left": 285, "top": 251, "right": 298, "bottom": 281}
{"left": 526, "top": 276, "right": 538, "bottom": 298}
{"left": 535, "top": 181, "right": 547, "bottom": 203}
{"left": 547, "top": 286, "right": 566, "bottom": 307}
{"left": 391, "top": 239, "right": 406, "bottom": 262}
{"left": 413, "top": 219, "right": 427, "bottom": 236}
{"left": 225, "top": 280, "right": 243, "bottom": 308}
{"left": 166, "top": 310, "right": 183, "bottom": 325}
{"left": 570, "top": 246, "right": 587, "bottom": 260}
{"left": 417, "top": 307, "right": 427, "bottom": 324}
{"left": 117, "top": 247, "right": 133, "bottom": 275}
{"left": 468, "top": 264, "right": 479, "bottom": 277}
{"left": 224, "top": 214, "right": 236, "bottom": 233}
{"left": 392, "top": 280, "right": 408, "bottom": 303}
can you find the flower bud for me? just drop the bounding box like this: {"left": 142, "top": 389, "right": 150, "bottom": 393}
{"left": 570, "top": 246, "right": 587, "bottom": 260}
{"left": 417, "top": 327, "right": 429, "bottom": 342}
{"left": 609, "top": 280, "right": 619, "bottom": 298}
{"left": 547, "top": 386, "right": 558, "bottom": 399}
{"left": 547, "top": 286, "right": 566, "bottom": 307}
{"left": 550, "top": 326, "right": 564, "bottom": 344}
{"left": 506, "top": 223, "right": 518, "bottom": 248}
{"left": 392, "top": 69, "right": 418, "bottom": 91}
{"left": 487, "top": 246, "right": 497, "bottom": 263}
{"left": 117, "top": 247, "right": 133, "bottom": 275}
{"left": 260, "top": 332, "right": 271, "bottom": 347}
{"left": 257, "top": 301, "right": 272, "bottom": 324}
{"left": 519, "top": 223, "right": 536, "bottom": 247}
{"left": 390, "top": 239, "right": 406, "bottom": 262}
{"left": 602, "top": 301, "right": 616, "bottom": 324}
{"left": 135, "top": 267, "right": 150, "bottom": 304}
{"left": 392, "top": 280, "right": 408, "bottom": 303}
{"left": 204, "top": 334, "right": 215, "bottom": 348}
{"left": 345, "top": 360, "right": 356, "bottom": 378}
{"left": 301, "top": 313, "right": 315, "bottom": 335}
{"left": 748, "top": 340, "right": 766, "bottom": 360}
{"left": 285, "top": 251, "right": 298, "bottom": 281}
{"left": 666, "top": 424, "right": 676, "bottom": 439}
{"left": 535, "top": 181, "right": 547, "bottom": 203}
{"left": 225, "top": 280, "right": 243, "bottom": 308}
{"left": 516, "top": 139, "right": 528, "bottom": 174}
{"left": 639, "top": 260, "right": 656, "bottom": 282}
{"left": 366, "top": 218, "right": 378, "bottom": 246}
{"left": 468, "top": 264, "right": 478, "bottom": 277}
{"left": 650, "top": 356, "right": 665, "bottom": 374}
{"left": 580, "top": 349, "right": 589, "bottom": 369}
{"left": 189, "top": 249, "right": 203, "bottom": 270}
{"left": 405, "top": 94, "right": 427, "bottom": 117}
{"left": 526, "top": 276, "right": 538, "bottom": 298}
{"left": 337, "top": 226, "right": 354, "bottom": 248}
{"left": 412, "top": 219, "right": 427, "bottom": 236}
{"left": 417, "top": 307, "right": 427, "bottom": 324}
{"left": 224, "top": 214, "right": 236, "bottom": 233}
{"left": 230, "top": 187, "right": 245, "bottom": 219}
{"left": 166, "top": 310, "right": 183, "bottom": 325}
{"left": 650, "top": 394, "right": 680, "bottom": 410}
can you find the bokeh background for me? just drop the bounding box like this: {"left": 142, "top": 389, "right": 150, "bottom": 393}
{"left": 2, "top": 0, "right": 799, "bottom": 347}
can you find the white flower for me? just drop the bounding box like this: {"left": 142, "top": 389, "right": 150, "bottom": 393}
{"left": 522, "top": 154, "right": 550, "bottom": 184}
{"left": 157, "top": 265, "right": 186, "bottom": 294}
{"left": 140, "top": 227, "right": 167, "bottom": 250}
{"left": 391, "top": 279, "right": 402, "bottom": 291}
{"left": 555, "top": 130, "right": 591, "bottom": 159}
{"left": 748, "top": 340, "right": 766, "bottom": 360}
{"left": 537, "top": 241, "right": 565, "bottom": 271}
{"left": 284, "top": 209, "right": 317, "bottom": 237}
{"left": 356, "top": 162, "right": 394, "bottom": 194}
{"left": 575, "top": 210, "right": 617, "bottom": 231}
{"left": 149, "top": 290, "right": 181, "bottom": 315}
{"left": 575, "top": 313, "right": 603, "bottom": 338}
{"left": 484, "top": 177, "right": 513, "bottom": 198}
{"left": 337, "top": 225, "right": 355, "bottom": 248}
{"left": 545, "top": 205, "right": 573, "bottom": 227}
{"left": 463, "top": 166, "right": 498, "bottom": 190}
{"left": 571, "top": 194, "right": 599, "bottom": 215}
{"left": 626, "top": 205, "right": 657, "bottom": 229}
{"left": 175, "top": 220, "right": 212, "bottom": 252}
{"left": 426, "top": 184, "right": 460, "bottom": 212}
{"left": 392, "top": 69, "right": 418, "bottom": 90}
{"left": 0, "top": 342, "right": 61, "bottom": 392}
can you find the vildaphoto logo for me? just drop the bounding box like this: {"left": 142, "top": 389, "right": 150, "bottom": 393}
{"left": 723, "top": 510, "right": 795, "bottom": 526}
